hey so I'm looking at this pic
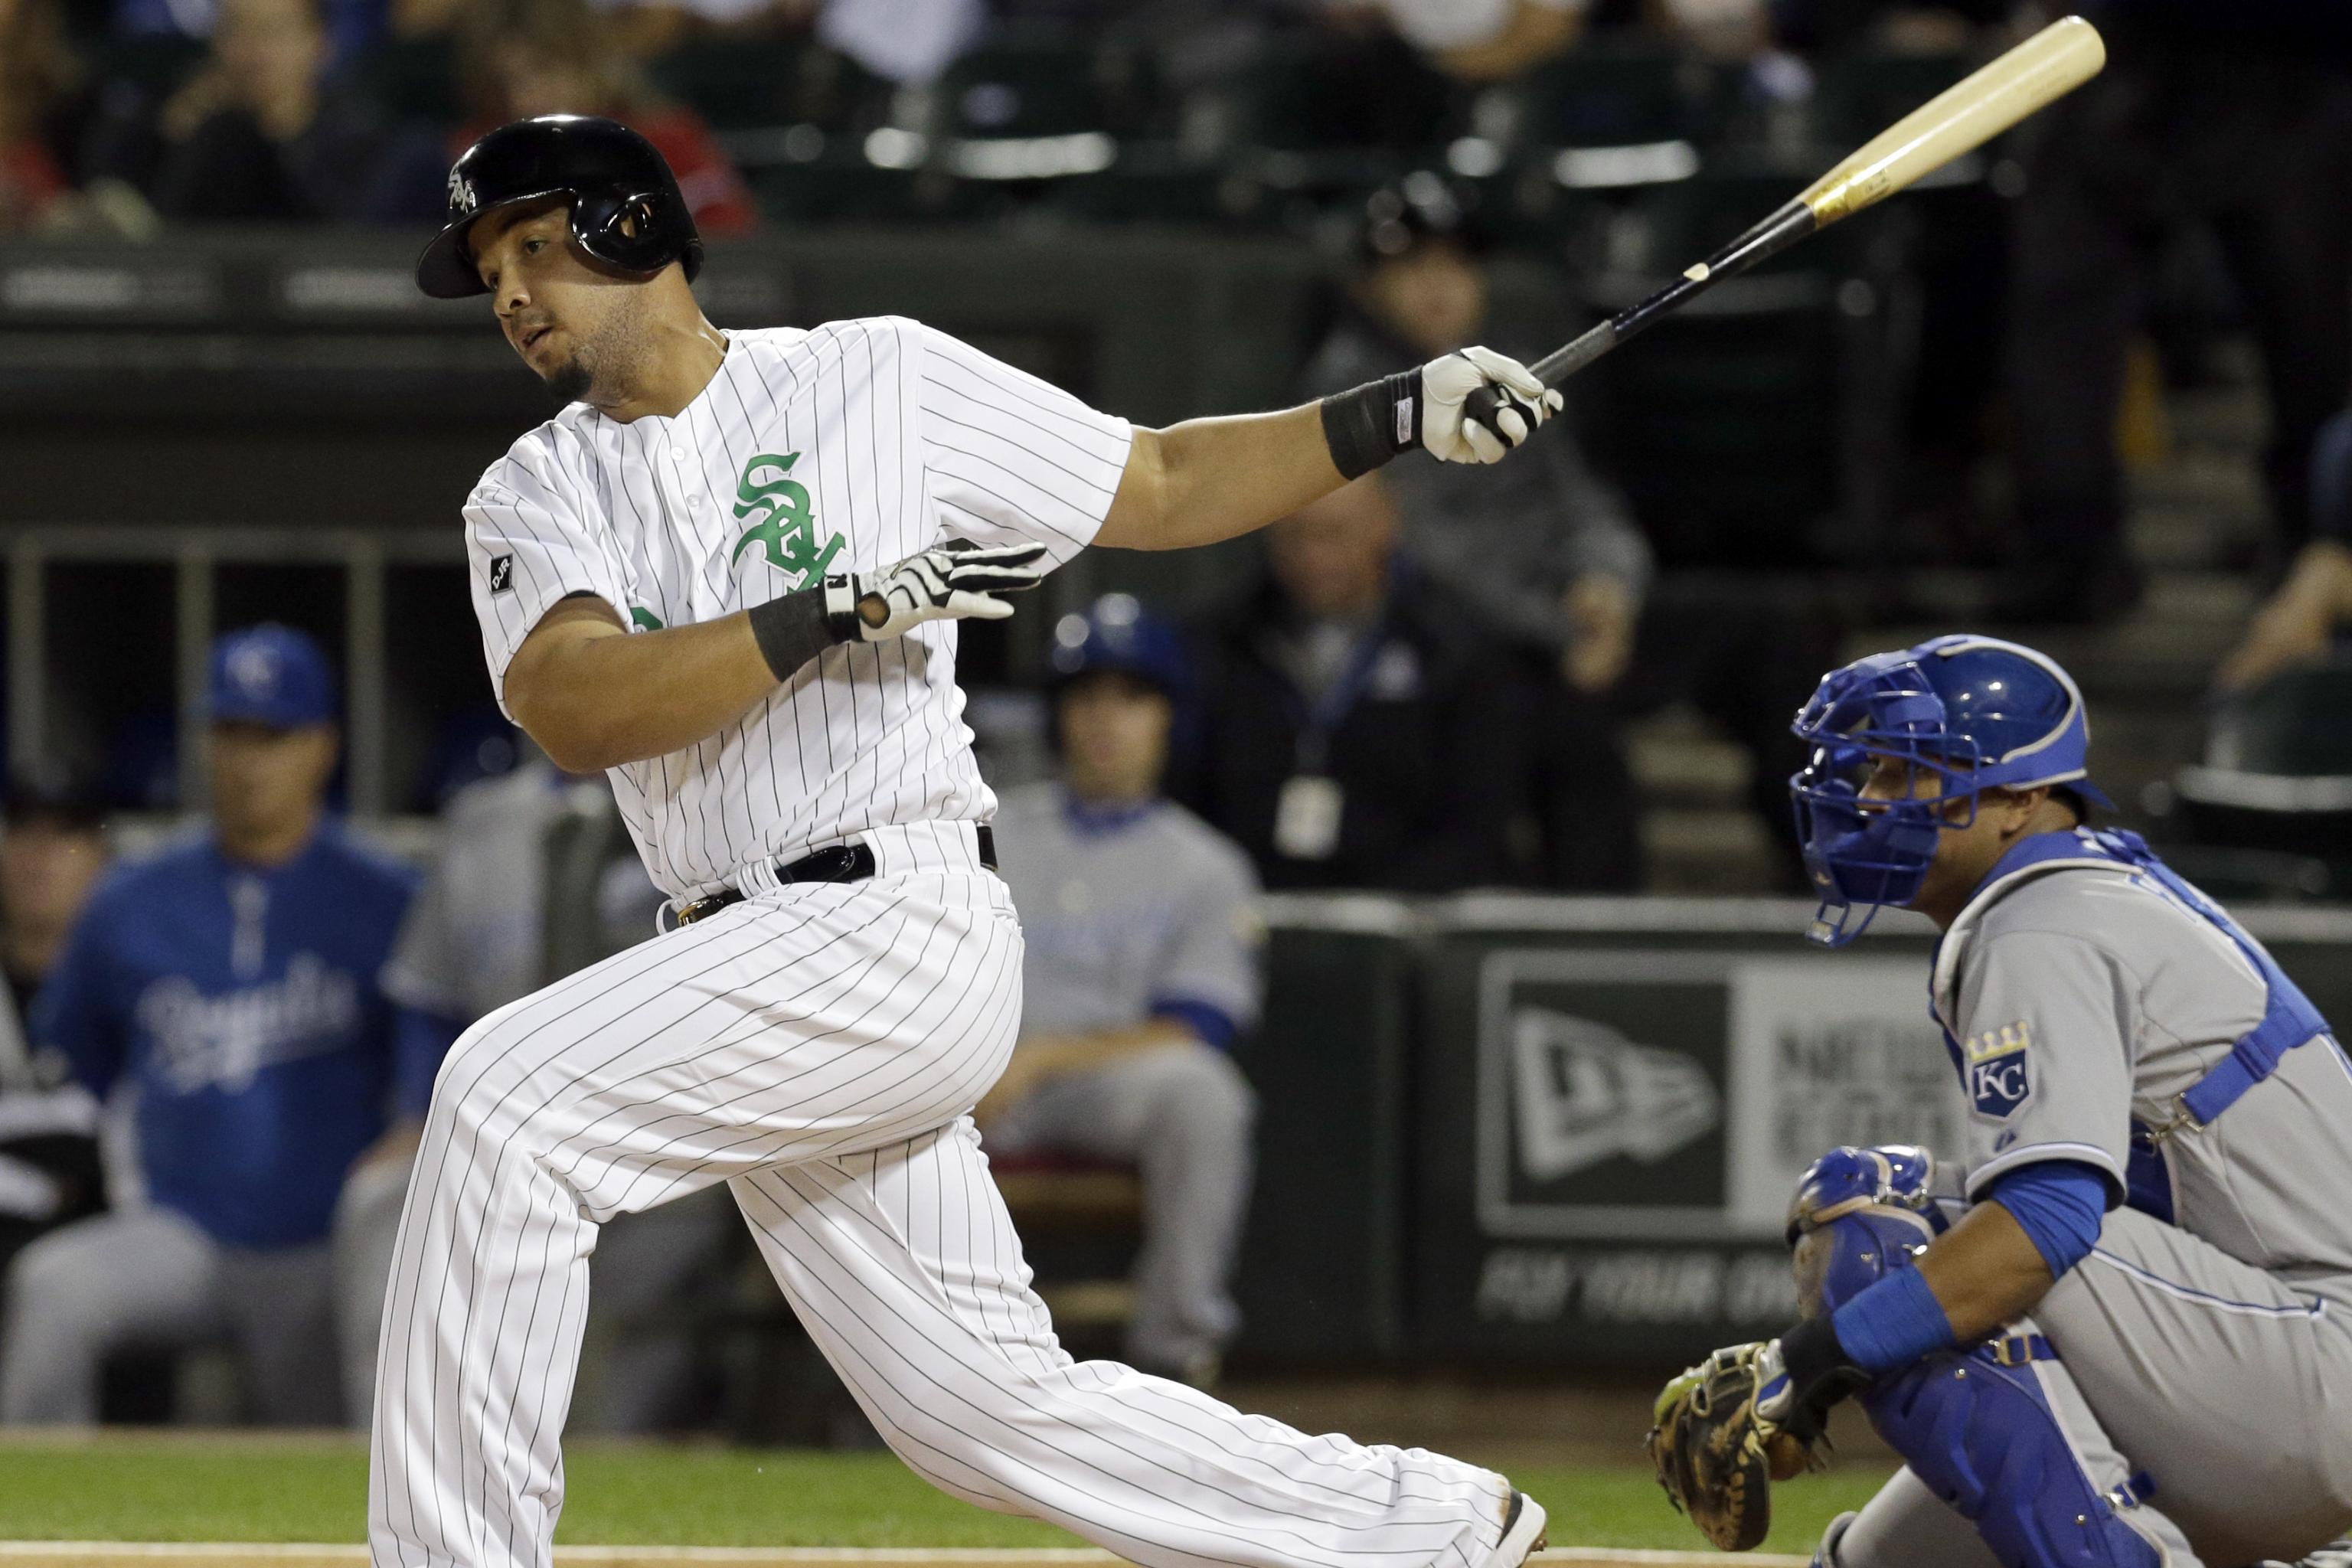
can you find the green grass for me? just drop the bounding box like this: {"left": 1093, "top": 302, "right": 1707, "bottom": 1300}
{"left": 0, "top": 1439, "right": 1893, "bottom": 1554}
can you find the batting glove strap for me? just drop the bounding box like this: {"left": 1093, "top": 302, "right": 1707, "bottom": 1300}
{"left": 1320, "top": 369, "right": 1425, "bottom": 481}
{"left": 748, "top": 583, "right": 856, "bottom": 684}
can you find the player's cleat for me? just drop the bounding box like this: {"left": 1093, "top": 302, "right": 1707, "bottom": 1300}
{"left": 1483, "top": 1491, "right": 1548, "bottom": 1568}
{"left": 2256, "top": 1538, "right": 2352, "bottom": 1568}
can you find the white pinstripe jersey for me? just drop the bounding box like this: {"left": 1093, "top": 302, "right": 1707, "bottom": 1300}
{"left": 463, "top": 318, "right": 1135, "bottom": 901}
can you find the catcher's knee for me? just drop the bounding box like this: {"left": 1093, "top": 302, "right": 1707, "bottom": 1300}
{"left": 1862, "top": 1345, "right": 2161, "bottom": 1568}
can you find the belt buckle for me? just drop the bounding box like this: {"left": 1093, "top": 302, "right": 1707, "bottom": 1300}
{"left": 674, "top": 893, "right": 727, "bottom": 927}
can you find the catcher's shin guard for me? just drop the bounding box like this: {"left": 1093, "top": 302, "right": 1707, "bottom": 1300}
{"left": 1860, "top": 1339, "right": 2163, "bottom": 1568}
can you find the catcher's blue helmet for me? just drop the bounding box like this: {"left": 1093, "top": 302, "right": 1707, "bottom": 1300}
{"left": 1047, "top": 594, "right": 1189, "bottom": 699}
{"left": 1790, "top": 634, "right": 2109, "bottom": 946}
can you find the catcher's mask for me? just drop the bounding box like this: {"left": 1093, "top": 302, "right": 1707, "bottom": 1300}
{"left": 1788, "top": 634, "right": 2109, "bottom": 946}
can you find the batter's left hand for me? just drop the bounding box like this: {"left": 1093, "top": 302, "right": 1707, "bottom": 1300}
{"left": 841, "top": 541, "right": 1047, "bottom": 642}
{"left": 1423, "top": 348, "right": 1562, "bottom": 465}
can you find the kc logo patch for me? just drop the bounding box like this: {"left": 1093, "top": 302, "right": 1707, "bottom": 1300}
{"left": 1965, "top": 1021, "right": 2033, "bottom": 1120}
{"left": 488, "top": 554, "right": 514, "bottom": 594}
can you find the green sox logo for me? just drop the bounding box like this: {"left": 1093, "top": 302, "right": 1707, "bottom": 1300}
{"left": 731, "top": 452, "right": 843, "bottom": 588}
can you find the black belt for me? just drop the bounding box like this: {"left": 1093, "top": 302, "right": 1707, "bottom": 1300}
{"left": 674, "top": 826, "right": 996, "bottom": 927}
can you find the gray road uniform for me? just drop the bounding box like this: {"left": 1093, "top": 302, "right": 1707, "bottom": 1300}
{"left": 1833, "top": 828, "right": 2352, "bottom": 1568}
{"left": 349, "top": 760, "right": 732, "bottom": 1432}
{"left": 988, "top": 783, "right": 1263, "bottom": 1377}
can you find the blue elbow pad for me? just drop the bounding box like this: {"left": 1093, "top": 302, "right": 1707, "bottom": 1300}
{"left": 1987, "top": 1159, "right": 2109, "bottom": 1279}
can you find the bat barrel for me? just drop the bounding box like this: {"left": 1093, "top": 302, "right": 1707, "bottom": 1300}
{"left": 1798, "top": 15, "right": 2105, "bottom": 226}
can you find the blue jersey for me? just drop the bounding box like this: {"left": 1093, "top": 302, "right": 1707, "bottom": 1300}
{"left": 33, "top": 825, "right": 416, "bottom": 1250}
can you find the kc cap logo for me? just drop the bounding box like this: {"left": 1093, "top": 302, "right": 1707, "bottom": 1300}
{"left": 225, "top": 640, "right": 281, "bottom": 700}
{"left": 1965, "top": 1021, "right": 2033, "bottom": 1120}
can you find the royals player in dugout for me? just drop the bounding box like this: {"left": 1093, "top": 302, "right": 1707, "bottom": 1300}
{"left": 374, "top": 114, "right": 1563, "bottom": 1568}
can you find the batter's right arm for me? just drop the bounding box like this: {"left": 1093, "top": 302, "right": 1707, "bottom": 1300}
{"left": 505, "top": 544, "right": 1045, "bottom": 773}
{"left": 1093, "top": 348, "right": 1561, "bottom": 554}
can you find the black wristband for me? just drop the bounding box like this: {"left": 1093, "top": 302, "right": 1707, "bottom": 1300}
{"left": 1319, "top": 368, "right": 1423, "bottom": 481}
{"left": 1773, "top": 1313, "right": 1870, "bottom": 1442}
{"left": 747, "top": 579, "right": 861, "bottom": 682}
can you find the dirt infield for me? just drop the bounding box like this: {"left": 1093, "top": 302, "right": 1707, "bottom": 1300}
{"left": 0, "top": 1550, "right": 1810, "bottom": 1568}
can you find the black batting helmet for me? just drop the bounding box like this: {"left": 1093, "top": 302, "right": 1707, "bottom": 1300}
{"left": 414, "top": 115, "right": 703, "bottom": 300}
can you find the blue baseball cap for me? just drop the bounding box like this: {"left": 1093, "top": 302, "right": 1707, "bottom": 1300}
{"left": 208, "top": 624, "right": 338, "bottom": 730}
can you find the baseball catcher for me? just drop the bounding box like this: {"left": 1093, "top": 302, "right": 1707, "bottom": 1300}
{"left": 1651, "top": 635, "right": 2352, "bottom": 1568}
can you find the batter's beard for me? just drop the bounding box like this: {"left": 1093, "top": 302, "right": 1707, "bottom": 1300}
{"left": 543, "top": 358, "right": 593, "bottom": 407}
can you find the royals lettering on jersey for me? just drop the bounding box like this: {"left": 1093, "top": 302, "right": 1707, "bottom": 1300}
{"left": 464, "top": 318, "right": 1135, "bottom": 900}
{"left": 32, "top": 827, "right": 415, "bottom": 1249}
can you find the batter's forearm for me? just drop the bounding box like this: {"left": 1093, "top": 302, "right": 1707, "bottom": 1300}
{"left": 506, "top": 599, "right": 789, "bottom": 771}
{"left": 1095, "top": 407, "right": 1347, "bottom": 551}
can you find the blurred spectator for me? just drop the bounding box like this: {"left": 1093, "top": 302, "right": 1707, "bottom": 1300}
{"left": 0, "top": 0, "right": 85, "bottom": 230}
{"left": 1186, "top": 478, "right": 1521, "bottom": 892}
{"left": 1301, "top": 176, "right": 1840, "bottom": 887}
{"left": 985, "top": 596, "right": 1262, "bottom": 1387}
{"left": 0, "top": 773, "right": 109, "bottom": 1313}
{"left": 455, "top": 0, "right": 758, "bottom": 236}
{"left": 342, "top": 754, "right": 730, "bottom": 1433}
{"left": 134, "top": 0, "right": 445, "bottom": 221}
{"left": 110, "top": 0, "right": 389, "bottom": 72}
{"left": 0, "top": 626, "right": 416, "bottom": 1427}
{"left": 1300, "top": 178, "right": 1644, "bottom": 887}
{"left": 2004, "top": 1, "right": 2352, "bottom": 620}
{"left": 2217, "top": 407, "right": 2352, "bottom": 694}
{"left": 1325, "top": 0, "right": 1583, "bottom": 82}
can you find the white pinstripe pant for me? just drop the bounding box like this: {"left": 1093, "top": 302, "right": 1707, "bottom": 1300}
{"left": 368, "top": 832, "right": 1511, "bottom": 1568}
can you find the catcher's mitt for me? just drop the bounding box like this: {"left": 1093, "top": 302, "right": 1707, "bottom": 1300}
{"left": 1646, "top": 1341, "right": 1822, "bottom": 1552}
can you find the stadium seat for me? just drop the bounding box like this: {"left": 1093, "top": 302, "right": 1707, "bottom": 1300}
{"left": 1487, "top": 38, "right": 1708, "bottom": 155}
{"left": 1808, "top": 46, "right": 1971, "bottom": 152}
{"left": 990, "top": 1151, "right": 1143, "bottom": 1336}
{"left": 1570, "top": 165, "right": 1896, "bottom": 567}
{"left": 2171, "top": 662, "right": 2352, "bottom": 867}
{"left": 749, "top": 155, "right": 939, "bottom": 225}
{"left": 1207, "top": 29, "right": 1462, "bottom": 175}
{"left": 648, "top": 35, "right": 884, "bottom": 136}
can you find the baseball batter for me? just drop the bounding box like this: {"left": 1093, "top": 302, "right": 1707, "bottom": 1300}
{"left": 1648, "top": 635, "right": 2352, "bottom": 1568}
{"left": 377, "top": 114, "right": 1562, "bottom": 1568}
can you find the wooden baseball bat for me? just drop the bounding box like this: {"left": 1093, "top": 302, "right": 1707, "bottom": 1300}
{"left": 1475, "top": 15, "right": 2105, "bottom": 410}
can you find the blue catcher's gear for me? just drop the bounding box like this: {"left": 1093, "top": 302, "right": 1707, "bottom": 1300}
{"left": 1862, "top": 1342, "right": 2162, "bottom": 1568}
{"left": 1786, "top": 1145, "right": 1950, "bottom": 1247}
{"left": 1785, "top": 1150, "right": 1944, "bottom": 1321}
{"left": 1789, "top": 635, "right": 2109, "bottom": 946}
{"left": 1048, "top": 594, "right": 1191, "bottom": 700}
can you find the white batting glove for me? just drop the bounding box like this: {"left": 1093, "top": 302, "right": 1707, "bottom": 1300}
{"left": 1421, "top": 347, "right": 1563, "bottom": 464}
{"left": 828, "top": 542, "right": 1047, "bottom": 642}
